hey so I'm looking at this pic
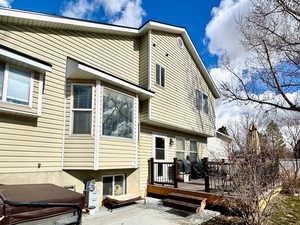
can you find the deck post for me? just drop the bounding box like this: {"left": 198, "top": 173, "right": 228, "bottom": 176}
{"left": 173, "top": 158, "right": 178, "bottom": 188}
{"left": 149, "top": 157, "right": 154, "bottom": 185}
{"left": 203, "top": 157, "right": 210, "bottom": 192}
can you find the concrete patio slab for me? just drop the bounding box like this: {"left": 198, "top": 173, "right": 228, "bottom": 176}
{"left": 83, "top": 197, "right": 220, "bottom": 225}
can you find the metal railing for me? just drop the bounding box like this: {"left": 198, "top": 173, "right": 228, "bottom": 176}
{"left": 148, "top": 158, "right": 178, "bottom": 188}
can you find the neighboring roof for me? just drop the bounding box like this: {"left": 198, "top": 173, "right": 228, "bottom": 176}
{"left": 216, "top": 131, "right": 233, "bottom": 141}
{"left": 0, "top": 7, "right": 220, "bottom": 98}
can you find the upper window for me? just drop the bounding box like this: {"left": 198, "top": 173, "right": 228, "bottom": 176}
{"left": 196, "top": 90, "right": 209, "bottom": 114}
{"left": 0, "top": 62, "right": 32, "bottom": 106}
{"left": 72, "top": 84, "right": 93, "bottom": 135}
{"left": 102, "top": 88, "right": 134, "bottom": 139}
{"left": 156, "top": 64, "right": 165, "bottom": 87}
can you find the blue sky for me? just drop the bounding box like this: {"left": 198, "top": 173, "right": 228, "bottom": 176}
{"left": 7, "top": 0, "right": 220, "bottom": 70}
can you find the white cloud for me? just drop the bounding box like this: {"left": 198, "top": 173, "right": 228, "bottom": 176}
{"left": 205, "top": 0, "right": 250, "bottom": 67}
{"left": 206, "top": 0, "right": 300, "bottom": 130}
{"left": 61, "top": 0, "right": 145, "bottom": 27}
{"left": 61, "top": 0, "right": 97, "bottom": 19}
{"left": 0, "top": 0, "right": 12, "bottom": 8}
{"left": 111, "top": 0, "right": 145, "bottom": 28}
{"left": 211, "top": 67, "right": 300, "bottom": 129}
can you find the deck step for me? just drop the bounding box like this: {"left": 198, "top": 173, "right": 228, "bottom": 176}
{"left": 167, "top": 192, "right": 207, "bottom": 205}
{"left": 163, "top": 199, "right": 205, "bottom": 213}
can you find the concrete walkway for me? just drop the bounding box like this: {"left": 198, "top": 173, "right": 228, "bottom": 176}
{"left": 83, "top": 198, "right": 220, "bottom": 225}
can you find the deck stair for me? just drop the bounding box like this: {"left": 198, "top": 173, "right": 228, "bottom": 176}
{"left": 162, "top": 192, "right": 207, "bottom": 213}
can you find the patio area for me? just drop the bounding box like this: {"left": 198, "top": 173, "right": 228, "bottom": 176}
{"left": 83, "top": 197, "right": 220, "bottom": 225}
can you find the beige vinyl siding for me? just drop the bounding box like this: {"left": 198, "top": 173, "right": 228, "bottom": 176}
{"left": 147, "top": 31, "right": 215, "bottom": 136}
{"left": 0, "top": 23, "right": 140, "bottom": 173}
{"left": 99, "top": 137, "right": 136, "bottom": 169}
{"left": 63, "top": 80, "right": 96, "bottom": 169}
{"left": 138, "top": 124, "right": 208, "bottom": 193}
{"left": 139, "top": 127, "right": 153, "bottom": 193}
{"left": 139, "top": 99, "right": 149, "bottom": 121}
{"left": 139, "top": 34, "right": 149, "bottom": 88}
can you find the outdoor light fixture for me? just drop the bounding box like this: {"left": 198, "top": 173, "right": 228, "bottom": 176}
{"left": 169, "top": 138, "right": 174, "bottom": 146}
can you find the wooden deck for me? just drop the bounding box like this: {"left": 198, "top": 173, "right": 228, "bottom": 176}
{"left": 178, "top": 179, "right": 206, "bottom": 192}
{"left": 147, "top": 184, "right": 237, "bottom": 208}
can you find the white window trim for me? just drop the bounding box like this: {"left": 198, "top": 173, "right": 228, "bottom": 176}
{"left": 196, "top": 89, "right": 209, "bottom": 114}
{"left": 155, "top": 64, "right": 166, "bottom": 88}
{"left": 0, "top": 62, "right": 34, "bottom": 108}
{"left": 102, "top": 174, "right": 126, "bottom": 196}
{"left": 153, "top": 134, "right": 168, "bottom": 162}
{"left": 70, "top": 83, "right": 94, "bottom": 136}
{"left": 101, "top": 86, "right": 136, "bottom": 140}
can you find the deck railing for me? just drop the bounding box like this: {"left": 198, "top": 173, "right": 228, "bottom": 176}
{"left": 148, "top": 158, "right": 178, "bottom": 188}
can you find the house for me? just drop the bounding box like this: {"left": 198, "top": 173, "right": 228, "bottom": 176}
{"left": 0, "top": 8, "right": 220, "bottom": 205}
{"left": 207, "top": 131, "right": 233, "bottom": 161}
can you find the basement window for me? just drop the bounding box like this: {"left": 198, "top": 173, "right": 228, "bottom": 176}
{"left": 103, "top": 175, "right": 126, "bottom": 197}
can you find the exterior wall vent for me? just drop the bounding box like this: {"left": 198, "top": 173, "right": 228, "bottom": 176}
{"left": 177, "top": 37, "right": 184, "bottom": 49}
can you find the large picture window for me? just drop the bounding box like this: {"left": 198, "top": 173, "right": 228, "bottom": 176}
{"left": 102, "top": 88, "right": 134, "bottom": 138}
{"left": 0, "top": 62, "right": 32, "bottom": 106}
{"left": 72, "top": 84, "right": 93, "bottom": 135}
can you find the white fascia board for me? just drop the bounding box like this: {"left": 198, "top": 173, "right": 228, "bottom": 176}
{"left": 0, "top": 48, "right": 52, "bottom": 72}
{"left": 182, "top": 31, "right": 221, "bottom": 98}
{"left": 66, "top": 59, "right": 155, "bottom": 98}
{"left": 0, "top": 8, "right": 138, "bottom": 35}
{"left": 78, "top": 63, "right": 155, "bottom": 97}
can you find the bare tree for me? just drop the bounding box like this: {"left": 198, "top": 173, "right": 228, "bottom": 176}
{"left": 220, "top": 114, "right": 281, "bottom": 225}
{"left": 220, "top": 0, "right": 300, "bottom": 113}
{"left": 280, "top": 115, "right": 300, "bottom": 194}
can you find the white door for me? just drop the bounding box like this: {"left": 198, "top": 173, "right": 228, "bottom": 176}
{"left": 153, "top": 135, "right": 169, "bottom": 182}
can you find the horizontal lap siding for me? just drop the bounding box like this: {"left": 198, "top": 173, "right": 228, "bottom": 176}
{"left": 139, "top": 34, "right": 148, "bottom": 88}
{"left": 149, "top": 31, "right": 215, "bottom": 136}
{"left": 0, "top": 23, "right": 140, "bottom": 173}
{"left": 99, "top": 137, "right": 136, "bottom": 169}
{"left": 139, "top": 128, "right": 152, "bottom": 193}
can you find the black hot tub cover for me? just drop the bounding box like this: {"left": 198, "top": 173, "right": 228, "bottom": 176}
{"left": 0, "top": 183, "right": 84, "bottom": 225}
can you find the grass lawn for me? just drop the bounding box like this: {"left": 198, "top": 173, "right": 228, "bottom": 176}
{"left": 269, "top": 194, "right": 300, "bottom": 225}
{"left": 203, "top": 193, "right": 300, "bottom": 225}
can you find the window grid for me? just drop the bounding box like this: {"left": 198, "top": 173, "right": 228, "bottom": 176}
{"left": 71, "top": 84, "right": 93, "bottom": 135}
